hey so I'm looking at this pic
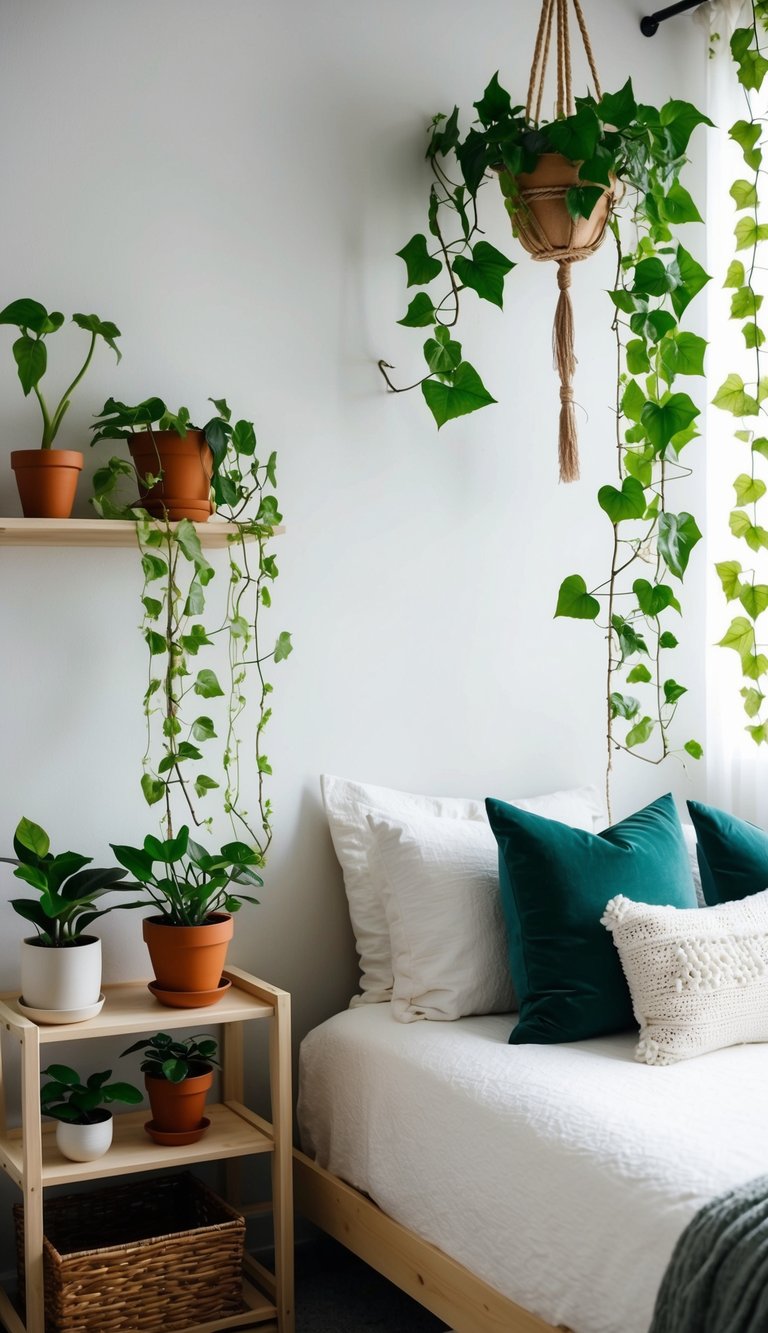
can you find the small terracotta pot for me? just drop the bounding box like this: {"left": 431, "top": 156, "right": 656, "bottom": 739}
{"left": 496, "top": 153, "right": 616, "bottom": 260}
{"left": 11, "top": 449, "right": 84, "bottom": 518}
{"left": 145, "top": 1067, "right": 213, "bottom": 1133}
{"left": 129, "top": 429, "right": 213, "bottom": 522}
{"left": 143, "top": 913, "right": 233, "bottom": 1002}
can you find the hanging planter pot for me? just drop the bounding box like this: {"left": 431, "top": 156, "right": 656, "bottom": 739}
{"left": 128, "top": 429, "right": 213, "bottom": 522}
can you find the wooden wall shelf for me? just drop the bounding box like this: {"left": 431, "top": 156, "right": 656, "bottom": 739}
{"left": 0, "top": 518, "right": 284, "bottom": 549}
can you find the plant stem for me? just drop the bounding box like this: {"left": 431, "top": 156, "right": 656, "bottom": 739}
{"left": 46, "top": 333, "right": 97, "bottom": 446}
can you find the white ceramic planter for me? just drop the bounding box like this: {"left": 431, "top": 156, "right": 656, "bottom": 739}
{"left": 20, "top": 935, "right": 102, "bottom": 1013}
{"left": 55, "top": 1112, "right": 113, "bottom": 1162}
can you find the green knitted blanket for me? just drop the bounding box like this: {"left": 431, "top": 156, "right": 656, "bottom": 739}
{"left": 650, "top": 1174, "right": 768, "bottom": 1333}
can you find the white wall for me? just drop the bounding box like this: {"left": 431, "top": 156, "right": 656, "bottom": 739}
{"left": 0, "top": 0, "right": 708, "bottom": 1091}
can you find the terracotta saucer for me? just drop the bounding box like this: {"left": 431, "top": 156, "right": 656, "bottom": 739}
{"left": 144, "top": 1116, "right": 211, "bottom": 1147}
{"left": 147, "top": 977, "right": 232, "bottom": 1008}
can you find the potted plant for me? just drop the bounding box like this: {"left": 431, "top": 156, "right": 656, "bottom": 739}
{"left": 111, "top": 825, "right": 262, "bottom": 1007}
{"left": 0, "top": 817, "right": 134, "bottom": 1021}
{"left": 0, "top": 299, "right": 120, "bottom": 517}
{"left": 40, "top": 1064, "right": 142, "bottom": 1162}
{"left": 121, "top": 1031, "right": 219, "bottom": 1144}
{"left": 89, "top": 396, "right": 243, "bottom": 522}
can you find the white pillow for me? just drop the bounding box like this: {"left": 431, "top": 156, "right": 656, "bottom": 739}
{"left": 320, "top": 774, "right": 604, "bottom": 1005}
{"left": 367, "top": 811, "right": 515, "bottom": 1022}
{"left": 602, "top": 889, "right": 768, "bottom": 1065}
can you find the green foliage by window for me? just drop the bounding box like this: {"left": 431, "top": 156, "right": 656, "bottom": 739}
{"left": 713, "top": 0, "right": 768, "bottom": 746}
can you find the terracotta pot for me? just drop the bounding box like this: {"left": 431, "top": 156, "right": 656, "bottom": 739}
{"left": 143, "top": 913, "right": 233, "bottom": 1002}
{"left": 129, "top": 429, "right": 213, "bottom": 522}
{"left": 496, "top": 153, "right": 616, "bottom": 260}
{"left": 145, "top": 1066, "right": 213, "bottom": 1133}
{"left": 11, "top": 449, "right": 83, "bottom": 518}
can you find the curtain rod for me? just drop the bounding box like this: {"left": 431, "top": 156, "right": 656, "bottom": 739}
{"left": 640, "top": 0, "right": 704, "bottom": 37}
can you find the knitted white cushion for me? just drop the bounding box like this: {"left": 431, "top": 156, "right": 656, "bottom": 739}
{"left": 602, "top": 889, "right": 768, "bottom": 1065}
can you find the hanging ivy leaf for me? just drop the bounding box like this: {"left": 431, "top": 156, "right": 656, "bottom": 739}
{"left": 627, "top": 663, "right": 653, "bottom": 683}
{"left": 641, "top": 394, "right": 699, "bottom": 452}
{"left": 716, "top": 560, "right": 744, "bottom": 600}
{"left": 421, "top": 362, "right": 496, "bottom": 428}
{"left": 554, "top": 575, "right": 600, "bottom": 621}
{"left": 452, "top": 241, "right": 515, "bottom": 308}
{"left": 598, "top": 477, "right": 647, "bottom": 523}
{"left": 398, "top": 293, "right": 436, "bottom": 327}
{"left": 396, "top": 235, "right": 442, "bottom": 287}
{"left": 626, "top": 716, "right": 655, "bottom": 748}
{"left": 657, "top": 511, "right": 702, "bottom": 580}
{"left": 713, "top": 373, "right": 760, "bottom": 416}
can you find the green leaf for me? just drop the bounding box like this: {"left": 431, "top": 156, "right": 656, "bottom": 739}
{"left": 712, "top": 373, "right": 759, "bottom": 416}
{"left": 193, "top": 669, "right": 224, "bottom": 698}
{"left": 610, "top": 692, "right": 640, "bottom": 719}
{"left": 452, "top": 241, "right": 514, "bottom": 309}
{"left": 641, "top": 394, "right": 699, "bottom": 452}
{"left": 71, "top": 312, "right": 121, "bottom": 361}
{"left": 731, "top": 287, "right": 764, "bottom": 319}
{"left": 546, "top": 104, "right": 600, "bottom": 162}
{"left": 747, "top": 721, "right": 768, "bottom": 743}
{"left": 12, "top": 336, "right": 46, "bottom": 395}
{"left": 657, "top": 511, "right": 702, "bottom": 580}
{"left": 741, "top": 686, "right": 765, "bottom": 717}
{"left": 626, "top": 663, "right": 653, "bottom": 683}
{"left": 0, "top": 298, "right": 49, "bottom": 333}
{"left": 753, "top": 437, "right": 768, "bottom": 461}
{"left": 597, "top": 477, "right": 647, "bottom": 523}
{"left": 736, "top": 48, "right": 768, "bottom": 91}
{"left": 743, "top": 323, "right": 765, "bottom": 349}
{"left": 626, "top": 340, "right": 650, "bottom": 375}
{"left": 730, "top": 178, "right": 759, "bottom": 210}
{"left": 660, "top": 99, "right": 712, "bottom": 155}
{"left": 659, "top": 631, "right": 679, "bottom": 648}
{"left": 621, "top": 379, "right": 646, "bottom": 424}
{"left": 421, "top": 361, "right": 496, "bottom": 428}
{"left": 565, "top": 185, "right": 605, "bottom": 221}
{"left": 730, "top": 118, "right": 762, "bottom": 170}
{"left": 194, "top": 774, "right": 220, "bottom": 798}
{"left": 724, "top": 260, "right": 746, "bottom": 288}
{"left": 140, "top": 774, "right": 165, "bottom": 806}
{"left": 671, "top": 246, "right": 710, "bottom": 318}
{"left": 597, "top": 79, "right": 637, "bottom": 129}
{"left": 719, "top": 615, "right": 757, "bottom": 668}
{"left": 735, "top": 216, "right": 768, "bottom": 251}
{"left": 612, "top": 615, "right": 649, "bottom": 661}
{"left": 191, "top": 716, "right": 216, "bottom": 742}
{"left": 274, "top": 630, "right": 293, "bottom": 662}
{"left": 474, "top": 73, "right": 512, "bottom": 125}
{"left": 734, "top": 473, "right": 767, "bottom": 505}
{"left": 730, "top": 509, "right": 768, "bottom": 551}
{"left": 554, "top": 575, "right": 600, "bottom": 620}
{"left": 398, "top": 293, "right": 436, "bottom": 327}
{"left": 231, "top": 419, "right": 256, "bottom": 457}
{"left": 684, "top": 739, "right": 704, "bottom": 760}
{"left": 15, "top": 817, "right": 50, "bottom": 859}
{"left": 659, "top": 332, "right": 706, "bottom": 380}
{"left": 716, "top": 560, "right": 744, "bottom": 600}
{"left": 623, "top": 446, "right": 654, "bottom": 488}
{"left": 144, "top": 629, "right": 166, "bottom": 656}
{"left": 633, "top": 579, "right": 680, "bottom": 617}
{"left": 658, "top": 181, "right": 703, "bottom": 225}
{"left": 663, "top": 679, "right": 687, "bottom": 704}
{"left": 626, "top": 716, "right": 654, "bottom": 748}
{"left": 397, "top": 234, "right": 442, "bottom": 287}
{"left": 609, "top": 289, "right": 636, "bottom": 314}
{"left": 423, "top": 328, "right": 462, "bottom": 374}
{"left": 633, "top": 257, "right": 674, "bottom": 297}
{"left": 181, "top": 624, "right": 214, "bottom": 655}
{"left": 740, "top": 583, "right": 768, "bottom": 619}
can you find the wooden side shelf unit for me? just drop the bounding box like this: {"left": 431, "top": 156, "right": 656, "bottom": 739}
{"left": 0, "top": 519, "right": 285, "bottom": 548}
{"left": 0, "top": 966, "right": 293, "bottom": 1333}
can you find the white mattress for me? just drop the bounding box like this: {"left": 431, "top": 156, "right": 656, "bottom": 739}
{"left": 297, "top": 1004, "right": 768, "bottom": 1333}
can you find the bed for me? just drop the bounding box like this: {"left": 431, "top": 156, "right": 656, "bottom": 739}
{"left": 296, "top": 1003, "right": 768, "bottom": 1333}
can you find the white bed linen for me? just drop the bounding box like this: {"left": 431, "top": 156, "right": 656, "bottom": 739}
{"left": 297, "top": 1004, "right": 768, "bottom": 1333}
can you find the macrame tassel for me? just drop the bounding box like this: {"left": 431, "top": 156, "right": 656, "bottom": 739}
{"left": 553, "top": 259, "right": 579, "bottom": 483}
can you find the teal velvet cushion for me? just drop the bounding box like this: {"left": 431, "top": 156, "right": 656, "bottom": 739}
{"left": 687, "top": 800, "right": 768, "bottom": 905}
{"left": 485, "top": 792, "right": 698, "bottom": 1045}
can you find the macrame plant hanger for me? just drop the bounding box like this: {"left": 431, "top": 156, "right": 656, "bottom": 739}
{"left": 509, "top": 0, "right": 615, "bottom": 483}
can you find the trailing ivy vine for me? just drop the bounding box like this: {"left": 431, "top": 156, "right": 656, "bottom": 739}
{"left": 713, "top": 0, "right": 768, "bottom": 744}
{"left": 92, "top": 401, "right": 291, "bottom": 862}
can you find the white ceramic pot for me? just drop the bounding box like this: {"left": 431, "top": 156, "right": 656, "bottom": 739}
{"left": 20, "top": 935, "right": 102, "bottom": 1012}
{"left": 55, "top": 1111, "right": 113, "bottom": 1162}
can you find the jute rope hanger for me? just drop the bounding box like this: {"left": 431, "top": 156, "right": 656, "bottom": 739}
{"left": 507, "top": 0, "right": 613, "bottom": 483}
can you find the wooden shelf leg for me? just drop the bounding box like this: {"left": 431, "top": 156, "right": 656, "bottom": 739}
{"left": 270, "top": 995, "right": 293, "bottom": 1333}
{"left": 21, "top": 1024, "right": 44, "bottom": 1333}
{"left": 222, "top": 1021, "right": 244, "bottom": 1208}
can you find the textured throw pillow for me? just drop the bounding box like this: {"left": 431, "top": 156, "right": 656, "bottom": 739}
{"left": 320, "top": 775, "right": 604, "bottom": 1005}
{"left": 602, "top": 889, "right": 768, "bottom": 1065}
{"left": 687, "top": 800, "right": 768, "bottom": 906}
{"left": 367, "top": 812, "right": 516, "bottom": 1022}
{"left": 485, "top": 792, "right": 698, "bottom": 1044}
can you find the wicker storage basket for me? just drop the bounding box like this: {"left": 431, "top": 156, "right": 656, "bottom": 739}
{"left": 14, "top": 1172, "right": 246, "bottom": 1333}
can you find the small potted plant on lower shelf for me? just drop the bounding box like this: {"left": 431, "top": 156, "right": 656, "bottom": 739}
{"left": 0, "top": 817, "right": 134, "bottom": 1022}
{"left": 111, "top": 825, "right": 262, "bottom": 1008}
{"left": 121, "top": 1031, "right": 219, "bottom": 1145}
{"left": 41, "top": 1065, "right": 142, "bottom": 1162}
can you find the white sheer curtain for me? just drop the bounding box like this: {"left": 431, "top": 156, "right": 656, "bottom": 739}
{"left": 700, "top": 0, "right": 768, "bottom": 822}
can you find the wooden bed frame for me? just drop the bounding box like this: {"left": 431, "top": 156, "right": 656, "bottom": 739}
{"left": 294, "top": 1149, "right": 572, "bottom": 1333}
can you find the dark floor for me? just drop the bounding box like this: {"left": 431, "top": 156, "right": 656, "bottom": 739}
{"left": 295, "top": 1237, "right": 451, "bottom": 1333}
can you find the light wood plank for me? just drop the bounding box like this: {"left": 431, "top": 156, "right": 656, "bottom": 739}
{"left": 223, "top": 1022, "right": 245, "bottom": 1206}
{"left": 0, "top": 518, "right": 284, "bottom": 549}
{"left": 270, "top": 992, "right": 293, "bottom": 1333}
{"left": 1, "top": 1103, "right": 272, "bottom": 1188}
{"left": 294, "top": 1151, "right": 569, "bottom": 1333}
{"left": 20, "top": 1026, "right": 43, "bottom": 1333}
{"left": 0, "top": 981, "right": 271, "bottom": 1041}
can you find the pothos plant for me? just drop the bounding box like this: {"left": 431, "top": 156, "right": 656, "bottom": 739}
{"left": 380, "top": 74, "right": 711, "bottom": 428}
{"left": 90, "top": 399, "right": 292, "bottom": 858}
{"left": 383, "top": 73, "right": 711, "bottom": 811}
{"left": 712, "top": 0, "right": 768, "bottom": 744}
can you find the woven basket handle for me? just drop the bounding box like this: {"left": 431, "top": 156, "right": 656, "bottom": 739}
{"left": 526, "top": 0, "right": 602, "bottom": 125}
